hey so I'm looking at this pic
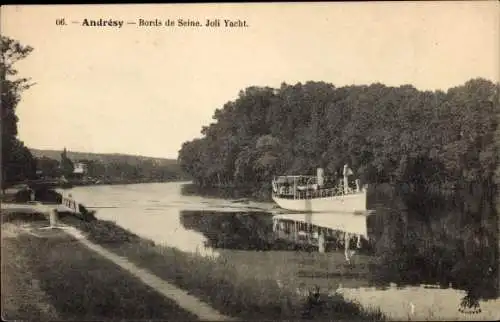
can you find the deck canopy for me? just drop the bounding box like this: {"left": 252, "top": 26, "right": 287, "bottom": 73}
{"left": 274, "top": 175, "right": 318, "bottom": 184}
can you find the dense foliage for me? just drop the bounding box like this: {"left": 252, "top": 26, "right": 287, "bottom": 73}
{"left": 1, "top": 36, "right": 37, "bottom": 186}
{"left": 179, "top": 80, "right": 499, "bottom": 192}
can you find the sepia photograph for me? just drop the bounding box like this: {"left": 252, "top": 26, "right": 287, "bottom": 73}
{"left": 1, "top": 2, "right": 499, "bottom": 321}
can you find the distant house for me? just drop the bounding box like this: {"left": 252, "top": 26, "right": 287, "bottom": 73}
{"left": 73, "top": 161, "right": 88, "bottom": 178}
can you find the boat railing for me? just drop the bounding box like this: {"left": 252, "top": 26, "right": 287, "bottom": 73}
{"left": 273, "top": 184, "right": 361, "bottom": 200}
{"left": 299, "top": 186, "right": 343, "bottom": 199}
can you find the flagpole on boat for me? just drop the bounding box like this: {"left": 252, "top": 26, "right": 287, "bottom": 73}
{"left": 293, "top": 177, "right": 297, "bottom": 200}
{"left": 343, "top": 164, "right": 348, "bottom": 195}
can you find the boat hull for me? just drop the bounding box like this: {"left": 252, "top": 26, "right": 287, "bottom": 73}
{"left": 272, "top": 190, "right": 368, "bottom": 213}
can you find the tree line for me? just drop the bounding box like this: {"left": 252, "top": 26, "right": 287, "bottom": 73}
{"left": 36, "top": 149, "right": 187, "bottom": 183}
{"left": 178, "top": 79, "right": 499, "bottom": 196}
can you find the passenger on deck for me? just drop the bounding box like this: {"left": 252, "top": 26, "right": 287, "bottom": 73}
{"left": 281, "top": 182, "right": 290, "bottom": 195}
{"left": 344, "top": 232, "right": 362, "bottom": 263}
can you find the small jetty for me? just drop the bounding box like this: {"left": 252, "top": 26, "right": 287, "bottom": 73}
{"left": 2, "top": 202, "right": 79, "bottom": 215}
{"left": 1, "top": 180, "right": 94, "bottom": 221}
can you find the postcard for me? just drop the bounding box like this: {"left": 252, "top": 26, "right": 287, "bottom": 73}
{"left": 1, "top": 2, "right": 499, "bottom": 321}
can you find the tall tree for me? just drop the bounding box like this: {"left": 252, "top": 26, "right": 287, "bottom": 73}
{"left": 60, "top": 148, "right": 74, "bottom": 178}
{"left": 1, "top": 36, "right": 36, "bottom": 186}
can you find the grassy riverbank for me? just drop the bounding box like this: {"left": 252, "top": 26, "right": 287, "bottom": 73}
{"left": 1, "top": 223, "right": 59, "bottom": 321}
{"left": 1, "top": 218, "right": 197, "bottom": 320}
{"left": 59, "top": 215, "right": 385, "bottom": 321}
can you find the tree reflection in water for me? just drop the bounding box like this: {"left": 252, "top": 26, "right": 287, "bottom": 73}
{"left": 369, "top": 183, "right": 498, "bottom": 315}
{"left": 179, "top": 183, "right": 498, "bottom": 315}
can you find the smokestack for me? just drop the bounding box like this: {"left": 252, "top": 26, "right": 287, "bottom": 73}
{"left": 343, "top": 164, "right": 353, "bottom": 194}
{"left": 317, "top": 168, "right": 324, "bottom": 187}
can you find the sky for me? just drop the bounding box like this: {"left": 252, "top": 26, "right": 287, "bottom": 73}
{"left": 2, "top": 2, "right": 499, "bottom": 159}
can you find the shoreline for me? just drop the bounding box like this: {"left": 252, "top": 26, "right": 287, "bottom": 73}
{"left": 57, "top": 178, "right": 192, "bottom": 189}
{"left": 58, "top": 211, "right": 499, "bottom": 321}
{"left": 1, "top": 209, "right": 385, "bottom": 321}
{"left": 3, "top": 206, "right": 499, "bottom": 320}
{"left": 1, "top": 220, "right": 197, "bottom": 321}
{"left": 57, "top": 215, "right": 385, "bottom": 320}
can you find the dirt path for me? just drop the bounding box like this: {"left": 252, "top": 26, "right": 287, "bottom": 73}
{"left": 1, "top": 222, "right": 212, "bottom": 320}
{"left": 59, "top": 224, "right": 235, "bottom": 321}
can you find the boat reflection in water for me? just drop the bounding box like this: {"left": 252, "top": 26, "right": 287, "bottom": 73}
{"left": 179, "top": 209, "right": 378, "bottom": 292}
{"left": 179, "top": 210, "right": 375, "bottom": 254}
{"left": 179, "top": 189, "right": 499, "bottom": 319}
{"left": 271, "top": 212, "right": 374, "bottom": 261}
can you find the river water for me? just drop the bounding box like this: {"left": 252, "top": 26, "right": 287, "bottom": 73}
{"left": 65, "top": 181, "right": 499, "bottom": 320}
{"left": 65, "top": 181, "right": 276, "bottom": 256}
